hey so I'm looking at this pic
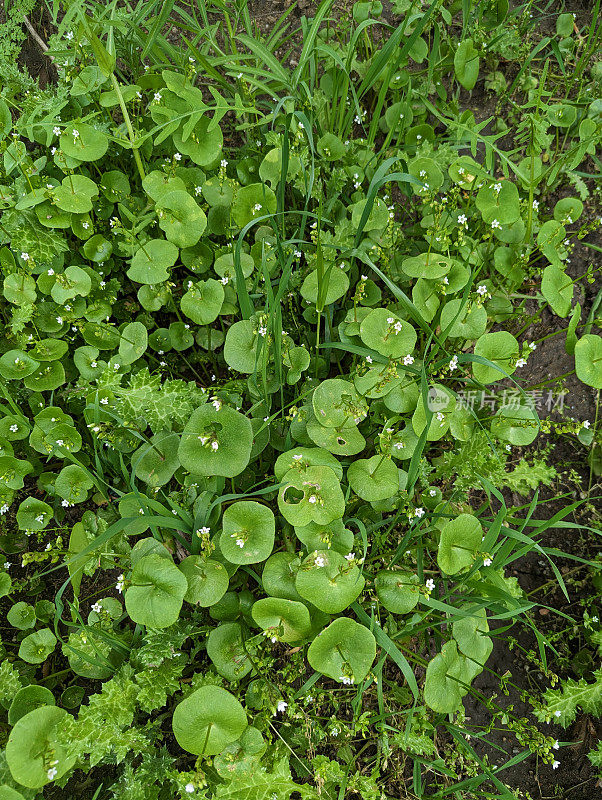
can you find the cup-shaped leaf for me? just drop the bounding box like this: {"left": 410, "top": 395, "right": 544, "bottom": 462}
{"left": 213, "top": 726, "right": 266, "bottom": 779}
{"left": 307, "top": 618, "right": 376, "bottom": 682}
{"left": 359, "top": 308, "right": 417, "bottom": 359}
{"left": 490, "top": 405, "right": 539, "bottom": 446}
{"left": 294, "top": 519, "right": 354, "bottom": 556}
{"left": 437, "top": 514, "right": 483, "bottom": 575}
{"left": 125, "top": 554, "right": 187, "bottom": 628}
{"left": 347, "top": 455, "right": 399, "bottom": 501}
{"left": 472, "top": 331, "right": 519, "bottom": 384}
{"left": 180, "top": 557, "right": 229, "bottom": 607}
{"left": 224, "top": 320, "right": 257, "bottom": 373}
{"left": 306, "top": 417, "right": 366, "bottom": 456}
{"left": 132, "top": 432, "right": 180, "bottom": 488}
{"left": 7, "top": 602, "right": 36, "bottom": 630}
{"left": 18, "top": 628, "right": 57, "bottom": 664}
{"left": 274, "top": 447, "right": 343, "bottom": 481}
{"left": 411, "top": 384, "right": 456, "bottom": 442}
{"left": 452, "top": 606, "right": 492, "bottom": 668}
{"left": 252, "top": 597, "right": 311, "bottom": 643}
{"left": 575, "top": 334, "right": 602, "bottom": 389}
{"left": 262, "top": 552, "right": 303, "bottom": 601}
{"left": 157, "top": 190, "right": 207, "bottom": 248}
{"left": 300, "top": 268, "right": 349, "bottom": 307}
{"left": 181, "top": 279, "right": 224, "bottom": 325}
{"left": 424, "top": 640, "right": 465, "bottom": 714}
{"left": 220, "top": 501, "right": 275, "bottom": 565}
{"left": 60, "top": 123, "right": 108, "bottom": 161}
{"left": 172, "top": 685, "right": 247, "bottom": 756}
{"left": 6, "top": 706, "right": 75, "bottom": 788}
{"left": 207, "top": 622, "right": 254, "bottom": 680}
{"left": 232, "top": 183, "right": 276, "bottom": 229}
{"left": 278, "top": 466, "right": 345, "bottom": 527}
{"left": 312, "top": 379, "right": 367, "bottom": 428}
{"left": 179, "top": 404, "right": 253, "bottom": 478}
{"left": 8, "top": 686, "right": 55, "bottom": 726}
{"left": 375, "top": 569, "right": 420, "bottom": 614}
{"left": 296, "top": 550, "right": 365, "bottom": 613}
{"left": 128, "top": 239, "right": 179, "bottom": 284}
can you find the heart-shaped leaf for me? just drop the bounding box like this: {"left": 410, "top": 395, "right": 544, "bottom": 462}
{"left": 172, "top": 685, "right": 247, "bottom": 756}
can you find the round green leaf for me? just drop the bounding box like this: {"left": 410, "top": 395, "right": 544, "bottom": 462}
{"left": 452, "top": 607, "right": 492, "bottom": 667}
{"left": 437, "top": 514, "right": 483, "bottom": 575}
{"left": 179, "top": 404, "right": 253, "bottom": 478}
{"left": 312, "top": 379, "right": 367, "bottom": 428}
{"left": 220, "top": 501, "right": 275, "bottom": 565}
{"left": 472, "top": 331, "right": 519, "bottom": 384}
{"left": 454, "top": 38, "right": 480, "bottom": 90}
{"left": 224, "top": 320, "right": 257, "bottom": 373}
{"left": 252, "top": 597, "right": 311, "bottom": 643}
{"left": 278, "top": 465, "right": 345, "bottom": 527}
{"left": 119, "top": 321, "right": 148, "bottom": 365}
{"left": 307, "top": 618, "right": 376, "bottom": 682}
{"left": 7, "top": 602, "right": 36, "bottom": 630}
{"left": 490, "top": 404, "right": 539, "bottom": 445}
{"left": 360, "top": 308, "right": 417, "bottom": 359}
{"left": 180, "top": 557, "right": 229, "bottom": 607}
{"left": 262, "top": 552, "right": 303, "bottom": 601}
{"left": 296, "top": 550, "right": 365, "bottom": 613}
{"left": 575, "top": 334, "right": 602, "bottom": 389}
{"left": 8, "top": 686, "right": 55, "bottom": 726}
{"left": 132, "top": 432, "right": 180, "bottom": 487}
{"left": 207, "top": 622, "right": 254, "bottom": 681}
{"left": 232, "top": 183, "right": 276, "bottom": 229}
{"left": 424, "top": 640, "right": 464, "bottom": 714}
{"left": 128, "top": 239, "right": 179, "bottom": 284}
{"left": 181, "top": 278, "right": 224, "bottom": 325}
{"left": 6, "top": 706, "right": 75, "bottom": 788}
{"left": 300, "top": 267, "right": 349, "bottom": 307}
{"left": 172, "top": 685, "right": 247, "bottom": 756}
{"left": 347, "top": 456, "right": 399, "bottom": 501}
{"left": 125, "top": 554, "right": 187, "bottom": 628}
{"left": 157, "top": 190, "right": 207, "bottom": 248}
{"left": 375, "top": 569, "right": 420, "bottom": 614}
{"left": 60, "top": 123, "right": 109, "bottom": 162}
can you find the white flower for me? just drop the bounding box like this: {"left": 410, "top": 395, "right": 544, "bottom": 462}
{"left": 483, "top": 557, "right": 492, "bottom": 567}
{"left": 21, "top": 252, "right": 29, "bottom": 261}
{"left": 113, "top": 363, "right": 120, "bottom": 370}
{"left": 0, "top": 504, "right": 8, "bottom": 514}
{"left": 65, "top": 30, "right": 74, "bottom": 40}
{"left": 552, "top": 760, "right": 560, "bottom": 770}
{"left": 220, "top": 159, "right": 228, "bottom": 168}
{"left": 185, "top": 784, "right": 195, "bottom": 794}
{"left": 47, "top": 268, "right": 54, "bottom": 275}
{"left": 258, "top": 326, "right": 267, "bottom": 336}
{"left": 436, "top": 412, "right": 444, "bottom": 421}
{"left": 47, "top": 767, "right": 58, "bottom": 780}
{"left": 53, "top": 126, "right": 61, "bottom": 136}
{"left": 292, "top": 454, "right": 303, "bottom": 461}
{"left": 491, "top": 219, "right": 501, "bottom": 229}
{"left": 154, "top": 92, "right": 162, "bottom": 101}
{"left": 198, "top": 526, "right": 210, "bottom": 536}
{"left": 100, "top": 397, "right": 109, "bottom": 405}
{"left": 425, "top": 578, "right": 435, "bottom": 592}
{"left": 220, "top": 276, "right": 229, "bottom": 285}
{"left": 414, "top": 507, "right": 425, "bottom": 518}
{"left": 366, "top": 355, "right": 373, "bottom": 364}
{"left": 532, "top": 200, "right": 539, "bottom": 210}
{"left": 403, "top": 354, "right": 414, "bottom": 366}
{"left": 516, "top": 358, "right": 527, "bottom": 368}
{"left": 4, "top": 561, "right": 10, "bottom": 569}
{"left": 91, "top": 602, "right": 102, "bottom": 613}
{"left": 211, "top": 441, "right": 219, "bottom": 451}
{"left": 457, "top": 214, "right": 467, "bottom": 225}
{"left": 308, "top": 495, "right": 317, "bottom": 504}
{"left": 195, "top": 185, "right": 203, "bottom": 195}
{"left": 493, "top": 183, "right": 502, "bottom": 193}
{"left": 277, "top": 700, "right": 288, "bottom": 713}
{"left": 236, "top": 538, "right": 245, "bottom": 548}
{"left": 174, "top": 152, "right": 182, "bottom": 161}
{"left": 583, "top": 420, "right": 591, "bottom": 429}
{"left": 253, "top": 203, "right": 262, "bottom": 213}
{"left": 393, "top": 321, "right": 403, "bottom": 333}
{"left": 340, "top": 675, "right": 355, "bottom": 685}
{"left": 528, "top": 341, "right": 537, "bottom": 350}
{"left": 344, "top": 552, "right": 355, "bottom": 561}
{"left": 553, "top": 740, "right": 559, "bottom": 750}
{"left": 554, "top": 710, "right": 561, "bottom": 718}
{"left": 72, "top": 128, "right": 79, "bottom": 138}
{"left": 116, "top": 574, "right": 125, "bottom": 593}
{"left": 9, "top": 424, "right": 18, "bottom": 432}
{"left": 386, "top": 317, "right": 394, "bottom": 324}
{"left": 56, "top": 316, "right": 63, "bottom": 325}
{"left": 476, "top": 284, "right": 488, "bottom": 296}
{"left": 449, "top": 355, "right": 459, "bottom": 371}
{"left": 315, "top": 556, "right": 326, "bottom": 567}
{"left": 35, "top": 514, "right": 45, "bottom": 523}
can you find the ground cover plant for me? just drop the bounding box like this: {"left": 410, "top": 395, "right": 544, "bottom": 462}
{"left": 0, "top": 0, "right": 601, "bottom": 797}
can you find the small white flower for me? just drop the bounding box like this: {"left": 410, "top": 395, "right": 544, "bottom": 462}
{"left": 532, "top": 200, "right": 539, "bottom": 210}
{"left": 552, "top": 761, "right": 560, "bottom": 770}
{"left": 0, "top": 504, "right": 9, "bottom": 514}
{"left": 154, "top": 92, "right": 162, "bottom": 101}
{"left": 483, "top": 557, "right": 492, "bottom": 567}
{"left": 308, "top": 495, "right": 317, "bottom": 504}
{"left": 65, "top": 30, "right": 74, "bottom": 40}
{"left": 91, "top": 602, "right": 102, "bottom": 613}
{"left": 53, "top": 126, "right": 61, "bottom": 136}
{"left": 414, "top": 507, "right": 425, "bottom": 518}
{"left": 47, "top": 767, "right": 58, "bottom": 780}
{"left": 198, "top": 526, "right": 210, "bottom": 536}
{"left": 174, "top": 152, "right": 182, "bottom": 161}
{"left": 47, "top": 268, "right": 54, "bottom": 276}
{"left": 56, "top": 316, "right": 63, "bottom": 325}
{"left": 386, "top": 317, "right": 394, "bottom": 324}
{"left": 449, "top": 355, "right": 459, "bottom": 371}
{"left": 553, "top": 740, "right": 559, "bottom": 750}
{"left": 403, "top": 354, "right": 414, "bottom": 366}
{"left": 100, "top": 397, "right": 109, "bottom": 405}
{"left": 457, "top": 214, "right": 467, "bottom": 225}
{"left": 516, "top": 358, "right": 527, "bottom": 368}
{"left": 116, "top": 574, "right": 125, "bottom": 593}
{"left": 185, "top": 784, "right": 195, "bottom": 794}
{"left": 277, "top": 700, "right": 288, "bottom": 713}
{"left": 258, "top": 326, "right": 267, "bottom": 337}
{"left": 113, "top": 363, "right": 120, "bottom": 370}
{"left": 4, "top": 561, "right": 10, "bottom": 569}
{"left": 61, "top": 499, "right": 71, "bottom": 507}
{"left": 9, "top": 424, "right": 18, "bottom": 432}
{"left": 21, "top": 252, "right": 29, "bottom": 261}
{"left": 211, "top": 441, "right": 219, "bottom": 451}
{"left": 491, "top": 219, "right": 501, "bottom": 229}
{"left": 236, "top": 538, "right": 245, "bottom": 548}
{"left": 582, "top": 420, "right": 591, "bottom": 429}
{"left": 425, "top": 578, "right": 435, "bottom": 592}
{"left": 436, "top": 412, "right": 444, "bottom": 421}
{"left": 366, "top": 355, "right": 373, "bottom": 364}
{"left": 393, "top": 321, "right": 403, "bottom": 333}
{"left": 195, "top": 185, "right": 203, "bottom": 195}
{"left": 220, "top": 159, "right": 228, "bottom": 168}
{"left": 72, "top": 128, "right": 79, "bottom": 138}
{"left": 554, "top": 710, "right": 561, "bottom": 718}
{"left": 493, "top": 183, "right": 502, "bottom": 193}
{"left": 476, "top": 284, "right": 488, "bottom": 296}
{"left": 220, "top": 276, "right": 229, "bottom": 285}
{"left": 315, "top": 556, "right": 326, "bottom": 567}
{"left": 344, "top": 552, "right": 355, "bottom": 562}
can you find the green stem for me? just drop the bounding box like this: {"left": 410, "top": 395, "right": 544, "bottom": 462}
{"left": 110, "top": 74, "right": 145, "bottom": 183}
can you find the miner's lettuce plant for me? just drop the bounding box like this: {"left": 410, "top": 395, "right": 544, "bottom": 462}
{"left": 0, "top": 0, "right": 601, "bottom": 797}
